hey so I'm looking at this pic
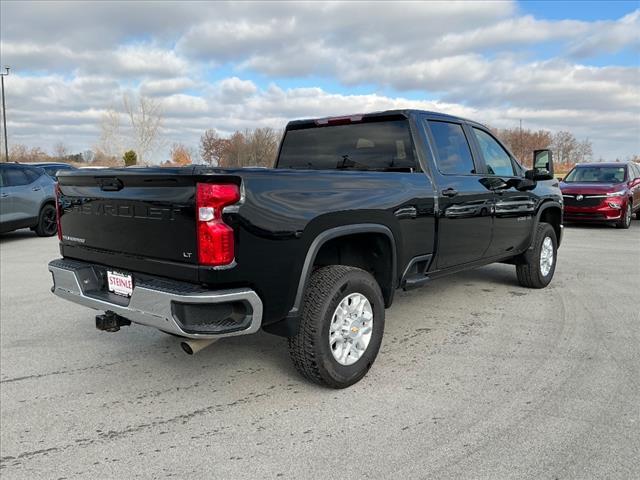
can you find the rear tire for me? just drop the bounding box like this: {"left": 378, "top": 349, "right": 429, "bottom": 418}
{"left": 516, "top": 222, "right": 557, "bottom": 289}
{"left": 288, "top": 266, "right": 385, "bottom": 388}
{"left": 615, "top": 202, "right": 632, "bottom": 229}
{"left": 35, "top": 204, "right": 58, "bottom": 237}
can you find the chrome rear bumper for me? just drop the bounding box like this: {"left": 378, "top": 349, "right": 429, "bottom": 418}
{"left": 48, "top": 258, "right": 263, "bottom": 339}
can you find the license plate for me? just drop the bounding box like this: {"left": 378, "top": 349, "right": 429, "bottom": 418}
{"left": 107, "top": 270, "right": 133, "bottom": 297}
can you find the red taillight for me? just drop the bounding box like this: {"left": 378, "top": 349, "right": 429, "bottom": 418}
{"left": 315, "top": 115, "right": 363, "bottom": 126}
{"left": 196, "top": 183, "right": 240, "bottom": 266}
{"left": 55, "top": 183, "right": 62, "bottom": 241}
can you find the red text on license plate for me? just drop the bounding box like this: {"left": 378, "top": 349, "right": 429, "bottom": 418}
{"left": 107, "top": 271, "right": 133, "bottom": 297}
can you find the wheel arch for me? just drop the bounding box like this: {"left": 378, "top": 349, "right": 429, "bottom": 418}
{"left": 265, "top": 224, "right": 398, "bottom": 338}
{"left": 294, "top": 224, "right": 397, "bottom": 311}
{"left": 39, "top": 196, "right": 56, "bottom": 211}
{"left": 535, "top": 201, "right": 563, "bottom": 247}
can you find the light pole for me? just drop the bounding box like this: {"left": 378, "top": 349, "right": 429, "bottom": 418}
{"left": 1, "top": 67, "right": 9, "bottom": 162}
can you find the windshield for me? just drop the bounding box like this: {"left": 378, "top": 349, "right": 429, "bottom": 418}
{"left": 277, "top": 119, "right": 418, "bottom": 171}
{"left": 564, "top": 166, "right": 627, "bottom": 183}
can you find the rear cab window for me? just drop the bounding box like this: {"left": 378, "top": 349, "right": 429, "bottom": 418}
{"left": 277, "top": 118, "right": 419, "bottom": 172}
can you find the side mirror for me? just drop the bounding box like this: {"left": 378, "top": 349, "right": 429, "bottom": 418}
{"left": 525, "top": 149, "right": 554, "bottom": 181}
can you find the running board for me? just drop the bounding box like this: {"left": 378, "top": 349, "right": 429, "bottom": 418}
{"left": 403, "top": 275, "right": 430, "bottom": 290}
{"left": 401, "top": 254, "right": 432, "bottom": 290}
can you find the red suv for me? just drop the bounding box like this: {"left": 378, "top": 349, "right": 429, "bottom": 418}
{"left": 560, "top": 162, "right": 640, "bottom": 229}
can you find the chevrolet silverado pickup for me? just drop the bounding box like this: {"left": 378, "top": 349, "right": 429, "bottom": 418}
{"left": 49, "top": 110, "right": 563, "bottom": 388}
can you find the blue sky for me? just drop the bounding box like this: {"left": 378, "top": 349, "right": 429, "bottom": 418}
{"left": 520, "top": 1, "right": 636, "bottom": 22}
{"left": 1, "top": 0, "right": 638, "bottom": 162}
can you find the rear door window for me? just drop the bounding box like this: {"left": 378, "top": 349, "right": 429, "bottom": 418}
{"left": 472, "top": 128, "right": 516, "bottom": 176}
{"left": 428, "top": 121, "right": 476, "bottom": 175}
{"left": 3, "top": 166, "right": 32, "bottom": 187}
{"left": 23, "top": 167, "right": 43, "bottom": 183}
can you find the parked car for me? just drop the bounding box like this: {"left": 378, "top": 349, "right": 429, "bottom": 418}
{"left": 48, "top": 109, "right": 563, "bottom": 388}
{"left": 0, "top": 163, "right": 58, "bottom": 236}
{"left": 29, "top": 162, "right": 77, "bottom": 180}
{"left": 560, "top": 162, "right": 640, "bottom": 229}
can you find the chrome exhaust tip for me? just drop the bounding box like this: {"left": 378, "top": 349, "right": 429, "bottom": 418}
{"left": 180, "top": 338, "right": 217, "bottom": 355}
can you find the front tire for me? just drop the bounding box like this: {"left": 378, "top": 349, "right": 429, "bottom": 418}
{"left": 516, "top": 222, "right": 557, "bottom": 289}
{"left": 615, "top": 202, "right": 632, "bottom": 229}
{"left": 35, "top": 204, "right": 58, "bottom": 237}
{"left": 288, "top": 266, "right": 385, "bottom": 388}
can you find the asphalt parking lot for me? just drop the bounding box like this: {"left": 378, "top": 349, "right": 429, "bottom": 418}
{"left": 1, "top": 223, "right": 639, "bottom": 479}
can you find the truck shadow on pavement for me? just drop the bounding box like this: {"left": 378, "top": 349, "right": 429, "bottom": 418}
{"left": 130, "top": 328, "right": 300, "bottom": 384}
{"left": 109, "top": 263, "right": 522, "bottom": 386}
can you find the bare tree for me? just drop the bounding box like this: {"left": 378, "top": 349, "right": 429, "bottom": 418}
{"left": 92, "top": 149, "right": 120, "bottom": 167}
{"left": 98, "top": 107, "right": 123, "bottom": 158}
{"left": 123, "top": 94, "right": 164, "bottom": 164}
{"left": 215, "top": 128, "right": 281, "bottom": 168}
{"left": 9, "top": 144, "right": 49, "bottom": 162}
{"left": 245, "top": 127, "right": 280, "bottom": 167}
{"left": 220, "top": 131, "right": 247, "bottom": 167}
{"left": 551, "top": 131, "right": 579, "bottom": 165}
{"left": 575, "top": 139, "right": 593, "bottom": 163}
{"left": 53, "top": 142, "right": 69, "bottom": 160}
{"left": 8, "top": 144, "right": 28, "bottom": 162}
{"left": 199, "top": 129, "right": 227, "bottom": 166}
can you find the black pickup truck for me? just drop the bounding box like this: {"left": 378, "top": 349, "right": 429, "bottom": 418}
{"left": 49, "top": 110, "right": 563, "bottom": 388}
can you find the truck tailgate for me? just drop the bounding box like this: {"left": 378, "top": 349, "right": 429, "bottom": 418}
{"left": 57, "top": 168, "right": 200, "bottom": 275}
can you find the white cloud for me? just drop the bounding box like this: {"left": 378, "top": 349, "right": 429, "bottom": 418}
{"left": 568, "top": 10, "right": 640, "bottom": 57}
{"left": 214, "top": 77, "right": 258, "bottom": 103}
{"left": 1, "top": 1, "right": 638, "bottom": 161}
{"left": 140, "top": 77, "right": 197, "bottom": 97}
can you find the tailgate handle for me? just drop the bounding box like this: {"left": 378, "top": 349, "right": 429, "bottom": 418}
{"left": 98, "top": 178, "right": 124, "bottom": 191}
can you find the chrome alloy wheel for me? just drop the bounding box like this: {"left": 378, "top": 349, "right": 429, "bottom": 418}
{"left": 329, "top": 293, "right": 373, "bottom": 366}
{"left": 540, "top": 236, "right": 554, "bottom": 277}
{"left": 625, "top": 204, "right": 632, "bottom": 226}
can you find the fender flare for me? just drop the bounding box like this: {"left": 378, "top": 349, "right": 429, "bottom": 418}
{"left": 533, "top": 200, "right": 563, "bottom": 247}
{"left": 287, "top": 223, "right": 398, "bottom": 318}
{"left": 39, "top": 196, "right": 56, "bottom": 211}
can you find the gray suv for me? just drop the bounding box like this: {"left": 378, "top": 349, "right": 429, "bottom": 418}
{"left": 0, "top": 163, "right": 58, "bottom": 236}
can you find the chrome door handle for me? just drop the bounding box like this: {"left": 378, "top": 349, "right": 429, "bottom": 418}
{"left": 1, "top": 193, "right": 9, "bottom": 198}
{"left": 32, "top": 186, "right": 42, "bottom": 191}
{"left": 442, "top": 188, "right": 458, "bottom": 197}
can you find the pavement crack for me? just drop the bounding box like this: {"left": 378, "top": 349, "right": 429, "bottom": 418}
{"left": 0, "top": 392, "right": 268, "bottom": 468}
{"left": 1, "top": 360, "right": 128, "bottom": 384}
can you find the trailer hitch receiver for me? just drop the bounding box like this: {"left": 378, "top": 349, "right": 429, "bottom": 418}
{"left": 96, "top": 311, "right": 131, "bottom": 332}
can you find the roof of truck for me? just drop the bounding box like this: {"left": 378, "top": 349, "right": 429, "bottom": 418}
{"left": 287, "top": 109, "right": 485, "bottom": 130}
